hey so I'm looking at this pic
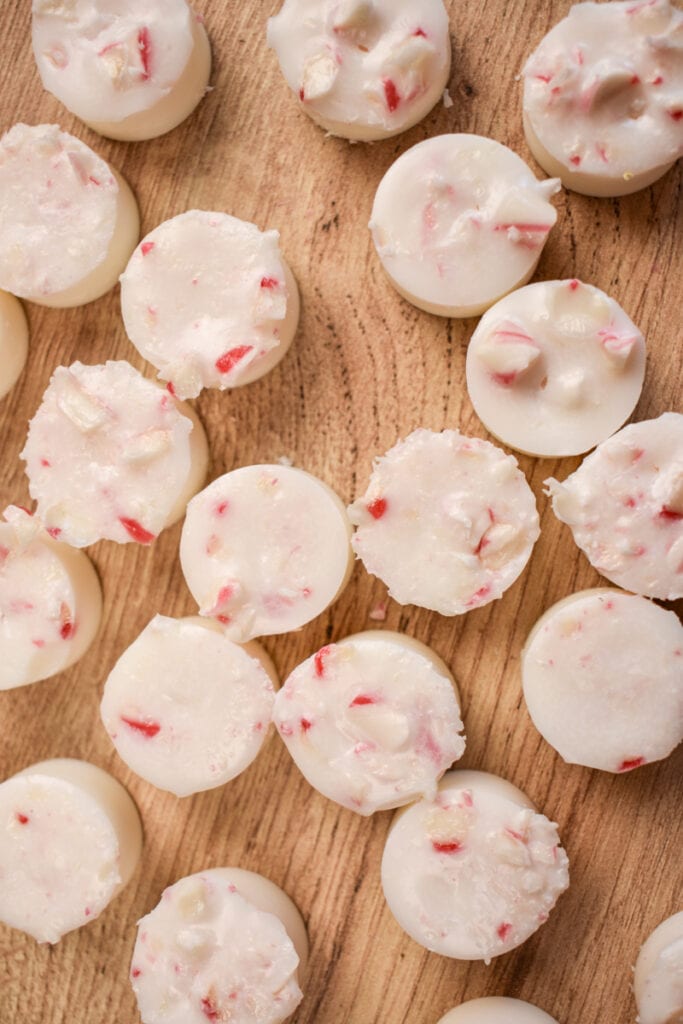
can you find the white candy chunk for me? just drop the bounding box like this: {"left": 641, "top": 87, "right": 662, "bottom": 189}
{"left": 581, "top": 60, "right": 639, "bottom": 111}
{"left": 121, "top": 429, "right": 172, "bottom": 464}
{"left": 55, "top": 369, "right": 111, "bottom": 432}
{"left": 437, "top": 997, "right": 559, "bottom": 1024}
{"left": 634, "top": 912, "right": 683, "bottom": 1024}
{"left": 660, "top": 465, "right": 683, "bottom": 513}
{"left": 302, "top": 52, "right": 338, "bottom": 99}
{"left": 388, "top": 34, "right": 436, "bottom": 75}
{"left": 333, "top": 0, "right": 374, "bottom": 31}
{"left": 476, "top": 332, "right": 541, "bottom": 378}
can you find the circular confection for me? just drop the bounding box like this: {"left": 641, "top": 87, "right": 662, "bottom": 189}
{"left": 523, "top": 0, "right": 683, "bottom": 197}
{"left": 101, "top": 615, "right": 277, "bottom": 797}
{"left": 273, "top": 630, "right": 465, "bottom": 815}
{"left": 0, "top": 758, "right": 142, "bottom": 944}
{"left": 120, "top": 211, "right": 299, "bottom": 400}
{"left": 180, "top": 465, "right": 353, "bottom": 642}
{"left": 381, "top": 769, "right": 569, "bottom": 961}
{"left": 131, "top": 867, "right": 307, "bottom": 1024}
{"left": 0, "top": 505, "right": 102, "bottom": 691}
{"left": 32, "top": 0, "right": 211, "bottom": 141}
{"left": 21, "top": 360, "right": 208, "bottom": 548}
{"left": 545, "top": 413, "right": 683, "bottom": 600}
{"left": 437, "top": 998, "right": 559, "bottom": 1024}
{"left": 348, "top": 428, "right": 540, "bottom": 615}
{"left": 634, "top": 912, "right": 683, "bottom": 1024}
{"left": 369, "top": 134, "right": 561, "bottom": 318}
{"left": 466, "top": 279, "right": 646, "bottom": 457}
{"left": 267, "top": 0, "right": 451, "bottom": 141}
{"left": 0, "top": 123, "right": 139, "bottom": 307}
{"left": 0, "top": 291, "right": 28, "bottom": 400}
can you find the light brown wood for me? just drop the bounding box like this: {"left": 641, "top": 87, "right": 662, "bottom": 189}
{"left": 0, "top": 2, "right": 681, "bottom": 1022}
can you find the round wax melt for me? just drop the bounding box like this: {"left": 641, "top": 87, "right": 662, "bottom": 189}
{"left": 101, "top": 615, "right": 277, "bottom": 797}
{"left": 437, "top": 998, "right": 560, "bottom": 1024}
{"left": 0, "top": 291, "right": 28, "bottom": 400}
{"left": 120, "top": 211, "right": 300, "bottom": 400}
{"left": 634, "top": 912, "right": 683, "bottom": 1024}
{"left": 0, "top": 758, "right": 142, "bottom": 944}
{"left": 0, "top": 505, "right": 102, "bottom": 691}
{"left": 273, "top": 631, "right": 466, "bottom": 815}
{"left": 267, "top": 0, "right": 451, "bottom": 141}
{"left": 348, "top": 428, "right": 540, "bottom": 615}
{"left": 131, "top": 867, "right": 307, "bottom": 1024}
{"left": 370, "top": 134, "right": 560, "bottom": 317}
{"left": 32, "top": 0, "right": 211, "bottom": 142}
{"left": 0, "top": 123, "right": 139, "bottom": 307}
{"left": 545, "top": 413, "right": 683, "bottom": 600}
{"left": 523, "top": 0, "right": 683, "bottom": 197}
{"left": 180, "top": 465, "right": 353, "bottom": 642}
{"left": 381, "top": 769, "right": 569, "bottom": 961}
{"left": 466, "top": 279, "right": 646, "bottom": 457}
{"left": 21, "top": 360, "right": 209, "bottom": 548}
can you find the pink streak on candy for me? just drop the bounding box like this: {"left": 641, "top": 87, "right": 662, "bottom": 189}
{"left": 383, "top": 79, "right": 401, "bottom": 113}
{"left": 349, "top": 694, "right": 376, "bottom": 707}
{"left": 618, "top": 756, "right": 646, "bottom": 772}
{"left": 119, "top": 517, "right": 156, "bottom": 545}
{"left": 200, "top": 997, "right": 219, "bottom": 1022}
{"left": 138, "top": 27, "right": 152, "bottom": 81}
{"left": 497, "top": 921, "right": 512, "bottom": 940}
{"left": 141, "top": 242, "right": 155, "bottom": 256}
{"left": 215, "top": 346, "right": 254, "bottom": 375}
{"left": 16, "top": 813, "right": 29, "bottom": 825}
{"left": 314, "top": 645, "right": 332, "bottom": 678}
{"left": 432, "top": 839, "right": 463, "bottom": 854}
{"left": 367, "top": 497, "right": 387, "bottom": 520}
{"left": 120, "top": 715, "right": 161, "bottom": 739}
{"left": 260, "top": 276, "right": 280, "bottom": 289}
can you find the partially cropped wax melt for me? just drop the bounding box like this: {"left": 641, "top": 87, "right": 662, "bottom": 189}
{"left": 546, "top": 413, "right": 683, "bottom": 600}
{"left": 101, "top": 615, "right": 277, "bottom": 796}
{"left": 348, "top": 429, "right": 540, "bottom": 615}
{"left": 131, "top": 867, "right": 307, "bottom": 1024}
{"left": 370, "top": 134, "right": 561, "bottom": 317}
{"left": 523, "top": 0, "right": 683, "bottom": 197}
{"left": 634, "top": 912, "right": 683, "bottom": 1024}
{"left": 120, "top": 211, "right": 300, "bottom": 400}
{"left": 437, "top": 998, "right": 560, "bottom": 1024}
{"left": 267, "top": 0, "right": 451, "bottom": 141}
{"left": 466, "top": 279, "right": 646, "bottom": 457}
{"left": 32, "top": 0, "right": 211, "bottom": 142}
{"left": 22, "top": 360, "right": 208, "bottom": 548}
{"left": 0, "top": 758, "right": 142, "bottom": 943}
{"left": 0, "top": 505, "right": 102, "bottom": 691}
{"left": 522, "top": 589, "right": 683, "bottom": 773}
{"left": 0, "top": 291, "right": 28, "bottom": 399}
{"left": 273, "top": 631, "right": 466, "bottom": 815}
{"left": 180, "top": 465, "right": 353, "bottom": 642}
{"left": 0, "top": 124, "right": 139, "bottom": 307}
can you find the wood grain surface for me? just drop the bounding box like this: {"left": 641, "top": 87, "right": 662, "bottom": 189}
{"left": 0, "top": 2, "right": 681, "bottom": 1022}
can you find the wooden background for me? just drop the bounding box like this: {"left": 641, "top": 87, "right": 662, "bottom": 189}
{"left": 0, "top": 1, "right": 681, "bottom": 1022}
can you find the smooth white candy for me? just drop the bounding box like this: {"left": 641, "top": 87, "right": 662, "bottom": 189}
{"left": 0, "top": 292, "right": 28, "bottom": 399}
{"left": 634, "top": 912, "right": 683, "bottom": 1024}
{"left": 437, "top": 998, "right": 559, "bottom": 1024}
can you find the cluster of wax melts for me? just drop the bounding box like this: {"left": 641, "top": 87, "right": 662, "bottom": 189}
{"left": 0, "top": 0, "right": 680, "bottom": 1021}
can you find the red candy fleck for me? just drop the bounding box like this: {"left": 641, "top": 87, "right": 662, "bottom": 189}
{"left": 201, "top": 997, "right": 219, "bottom": 1022}
{"left": 16, "top": 813, "right": 29, "bottom": 825}
{"left": 314, "top": 645, "right": 333, "bottom": 678}
{"left": 535, "top": 74, "right": 552, "bottom": 83}
{"left": 618, "top": 756, "right": 645, "bottom": 773}
{"left": 59, "top": 602, "right": 74, "bottom": 640}
{"left": 432, "top": 839, "right": 462, "bottom": 854}
{"left": 299, "top": 87, "right": 305, "bottom": 101}
{"left": 494, "top": 222, "right": 553, "bottom": 234}
{"left": 166, "top": 381, "right": 176, "bottom": 397}
{"left": 651, "top": 75, "right": 663, "bottom": 86}
{"left": 47, "top": 527, "right": 62, "bottom": 539}
{"left": 569, "top": 279, "right": 579, "bottom": 290}
{"left": 121, "top": 716, "right": 161, "bottom": 739}
{"left": 131, "top": 968, "right": 142, "bottom": 979}
{"left": 215, "top": 501, "right": 229, "bottom": 517}
{"left": 40, "top": 458, "right": 51, "bottom": 467}
{"left": 215, "top": 345, "right": 253, "bottom": 375}
{"left": 260, "top": 276, "right": 280, "bottom": 289}
{"left": 300, "top": 717, "right": 313, "bottom": 732}
{"left": 141, "top": 241, "right": 155, "bottom": 256}
{"left": 491, "top": 371, "right": 517, "bottom": 387}
{"left": 658, "top": 507, "right": 683, "bottom": 522}
{"left": 119, "top": 517, "right": 156, "bottom": 545}
{"left": 60, "top": 621, "right": 73, "bottom": 640}
{"left": 497, "top": 922, "right": 512, "bottom": 941}
{"left": 413, "top": 27, "right": 427, "bottom": 37}
{"left": 383, "top": 78, "right": 400, "bottom": 112}
{"left": 367, "top": 497, "right": 387, "bottom": 520}
{"left": 466, "top": 583, "right": 492, "bottom": 608}
{"left": 138, "top": 26, "right": 152, "bottom": 80}
{"left": 569, "top": 155, "right": 581, "bottom": 166}
{"left": 596, "top": 143, "right": 609, "bottom": 163}
{"left": 669, "top": 109, "right": 683, "bottom": 121}
{"left": 349, "top": 694, "right": 376, "bottom": 707}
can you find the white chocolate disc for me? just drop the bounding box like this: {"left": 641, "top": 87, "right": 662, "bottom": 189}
{"left": 634, "top": 912, "right": 683, "bottom": 1024}
{"left": 120, "top": 211, "right": 299, "bottom": 400}
{"left": 180, "top": 465, "right": 353, "bottom": 642}
{"left": 381, "top": 769, "right": 569, "bottom": 961}
{"left": 369, "top": 134, "right": 561, "bottom": 318}
{"left": 523, "top": 0, "right": 683, "bottom": 197}
{"left": 267, "top": 0, "right": 451, "bottom": 142}
{"left": 522, "top": 588, "right": 683, "bottom": 773}
{"left": 0, "top": 505, "right": 102, "bottom": 690}
{"left": 437, "top": 998, "right": 559, "bottom": 1024}
{"left": 466, "top": 279, "right": 646, "bottom": 457}
{"left": 348, "top": 429, "right": 540, "bottom": 615}
{"left": 273, "top": 630, "right": 465, "bottom": 815}
{"left": 21, "top": 360, "right": 208, "bottom": 548}
{"left": 545, "top": 413, "right": 683, "bottom": 600}
{"left": 0, "top": 124, "right": 139, "bottom": 307}
{"left": 0, "top": 758, "right": 142, "bottom": 944}
{"left": 131, "top": 867, "right": 306, "bottom": 1024}
{"left": 0, "top": 291, "right": 28, "bottom": 400}
{"left": 101, "top": 615, "right": 277, "bottom": 797}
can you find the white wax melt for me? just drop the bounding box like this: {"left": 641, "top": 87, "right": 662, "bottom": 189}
{"left": 523, "top": 0, "right": 683, "bottom": 197}
{"left": 0, "top": 505, "right": 102, "bottom": 691}
{"left": 634, "top": 912, "right": 683, "bottom": 1024}
{"left": 0, "top": 291, "right": 28, "bottom": 400}
{"left": 21, "top": 360, "right": 208, "bottom": 548}
{"left": 546, "top": 413, "right": 683, "bottom": 600}
{"left": 180, "top": 465, "right": 353, "bottom": 642}
{"left": 267, "top": 0, "right": 451, "bottom": 141}
{"left": 466, "top": 279, "right": 646, "bottom": 458}
{"left": 370, "top": 134, "right": 561, "bottom": 318}
{"left": 32, "top": 0, "right": 211, "bottom": 142}
{"left": 101, "top": 615, "right": 277, "bottom": 797}
{"left": 0, "top": 124, "right": 139, "bottom": 308}
{"left": 0, "top": 758, "right": 142, "bottom": 944}
{"left": 120, "top": 211, "right": 299, "bottom": 400}
{"left": 381, "top": 769, "right": 569, "bottom": 961}
{"left": 273, "top": 630, "right": 465, "bottom": 815}
{"left": 437, "top": 998, "right": 559, "bottom": 1024}
{"left": 131, "top": 867, "right": 307, "bottom": 1024}
{"left": 348, "top": 429, "right": 540, "bottom": 615}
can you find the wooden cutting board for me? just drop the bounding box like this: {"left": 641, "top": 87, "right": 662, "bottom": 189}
{"left": 0, "top": 2, "right": 681, "bottom": 1022}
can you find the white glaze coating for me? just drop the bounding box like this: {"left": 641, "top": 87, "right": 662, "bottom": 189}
{"left": 120, "top": 211, "right": 299, "bottom": 400}
{"left": 0, "top": 291, "right": 28, "bottom": 399}
{"left": 466, "top": 279, "right": 646, "bottom": 457}
{"left": 21, "top": 360, "right": 208, "bottom": 548}
{"left": 523, "top": 0, "right": 683, "bottom": 197}
{"left": 437, "top": 998, "right": 559, "bottom": 1024}
{"left": 634, "top": 912, "right": 683, "bottom": 1024}
{"left": 273, "top": 630, "right": 465, "bottom": 815}
{"left": 348, "top": 429, "right": 540, "bottom": 615}
{"left": 545, "top": 413, "right": 683, "bottom": 599}
{"left": 370, "top": 134, "right": 560, "bottom": 317}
